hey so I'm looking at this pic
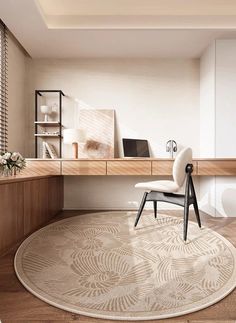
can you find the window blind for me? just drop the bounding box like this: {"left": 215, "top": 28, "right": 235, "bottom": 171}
{"left": 0, "top": 20, "right": 8, "bottom": 154}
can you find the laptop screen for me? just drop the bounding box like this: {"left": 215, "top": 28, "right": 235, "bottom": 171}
{"left": 122, "top": 138, "right": 150, "bottom": 157}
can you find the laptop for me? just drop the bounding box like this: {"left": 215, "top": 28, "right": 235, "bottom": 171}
{"left": 122, "top": 138, "right": 150, "bottom": 158}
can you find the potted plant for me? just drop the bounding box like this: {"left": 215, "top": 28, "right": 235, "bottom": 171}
{"left": 0, "top": 152, "right": 26, "bottom": 176}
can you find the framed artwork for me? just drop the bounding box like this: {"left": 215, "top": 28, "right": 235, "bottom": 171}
{"left": 78, "top": 109, "right": 115, "bottom": 158}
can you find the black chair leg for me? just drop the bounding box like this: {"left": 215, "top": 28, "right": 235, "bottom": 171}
{"left": 134, "top": 192, "right": 148, "bottom": 227}
{"left": 183, "top": 203, "right": 189, "bottom": 242}
{"left": 190, "top": 176, "right": 201, "bottom": 228}
{"left": 153, "top": 201, "right": 157, "bottom": 219}
{"left": 193, "top": 199, "right": 201, "bottom": 228}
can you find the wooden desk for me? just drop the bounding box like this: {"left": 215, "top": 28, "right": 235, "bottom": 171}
{"left": 21, "top": 158, "right": 236, "bottom": 176}
{"left": 1, "top": 157, "right": 236, "bottom": 255}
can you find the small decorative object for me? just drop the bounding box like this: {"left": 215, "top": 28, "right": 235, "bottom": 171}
{"left": 40, "top": 105, "right": 52, "bottom": 122}
{"left": 0, "top": 152, "right": 26, "bottom": 176}
{"left": 166, "top": 140, "right": 177, "bottom": 158}
{"left": 42, "top": 131, "right": 60, "bottom": 135}
{"left": 63, "top": 128, "right": 86, "bottom": 159}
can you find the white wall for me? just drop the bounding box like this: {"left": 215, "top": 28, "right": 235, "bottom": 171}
{"left": 199, "top": 42, "right": 216, "bottom": 216}
{"left": 199, "top": 40, "right": 236, "bottom": 217}
{"left": 7, "top": 33, "right": 28, "bottom": 155}
{"left": 26, "top": 58, "right": 200, "bottom": 209}
{"left": 27, "top": 58, "right": 200, "bottom": 158}
{"left": 199, "top": 42, "right": 216, "bottom": 158}
{"left": 215, "top": 40, "right": 236, "bottom": 158}
{"left": 215, "top": 40, "right": 236, "bottom": 217}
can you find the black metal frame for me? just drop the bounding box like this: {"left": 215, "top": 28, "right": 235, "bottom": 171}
{"left": 35, "top": 90, "right": 65, "bottom": 158}
{"left": 134, "top": 163, "right": 201, "bottom": 241}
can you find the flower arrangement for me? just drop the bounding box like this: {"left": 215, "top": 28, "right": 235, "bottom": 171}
{"left": 0, "top": 152, "right": 26, "bottom": 176}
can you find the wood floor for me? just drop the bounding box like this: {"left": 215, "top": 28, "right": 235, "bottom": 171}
{"left": 0, "top": 209, "right": 236, "bottom": 323}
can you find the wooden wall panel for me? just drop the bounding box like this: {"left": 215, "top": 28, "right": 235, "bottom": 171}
{"left": 0, "top": 183, "right": 24, "bottom": 255}
{"left": 197, "top": 161, "right": 236, "bottom": 175}
{"left": 21, "top": 161, "right": 61, "bottom": 176}
{"left": 23, "top": 178, "right": 49, "bottom": 235}
{"left": 62, "top": 161, "right": 106, "bottom": 175}
{"left": 48, "top": 176, "right": 64, "bottom": 216}
{"left": 0, "top": 176, "right": 63, "bottom": 255}
{"left": 107, "top": 161, "right": 151, "bottom": 175}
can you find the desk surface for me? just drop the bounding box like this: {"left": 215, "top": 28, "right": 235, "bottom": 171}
{"left": 0, "top": 158, "right": 235, "bottom": 179}
{"left": 26, "top": 158, "right": 236, "bottom": 161}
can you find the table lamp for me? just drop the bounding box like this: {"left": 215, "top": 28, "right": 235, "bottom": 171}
{"left": 40, "top": 105, "right": 52, "bottom": 122}
{"left": 63, "top": 128, "right": 86, "bottom": 159}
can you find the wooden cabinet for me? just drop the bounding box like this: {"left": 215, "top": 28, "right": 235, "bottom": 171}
{"left": 107, "top": 161, "right": 151, "bottom": 175}
{"left": 0, "top": 182, "right": 24, "bottom": 256}
{"left": 0, "top": 176, "right": 63, "bottom": 256}
{"left": 48, "top": 176, "right": 64, "bottom": 216}
{"left": 62, "top": 160, "right": 106, "bottom": 175}
{"left": 23, "top": 178, "right": 49, "bottom": 235}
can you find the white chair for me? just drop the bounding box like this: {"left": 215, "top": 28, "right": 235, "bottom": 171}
{"left": 134, "top": 147, "right": 201, "bottom": 241}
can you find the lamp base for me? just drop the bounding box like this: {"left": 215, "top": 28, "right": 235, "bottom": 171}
{"left": 72, "top": 142, "right": 78, "bottom": 159}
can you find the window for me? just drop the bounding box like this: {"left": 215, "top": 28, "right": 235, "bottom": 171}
{"left": 0, "top": 20, "right": 8, "bottom": 153}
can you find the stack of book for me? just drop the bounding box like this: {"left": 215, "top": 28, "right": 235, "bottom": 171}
{"left": 42, "top": 142, "right": 58, "bottom": 159}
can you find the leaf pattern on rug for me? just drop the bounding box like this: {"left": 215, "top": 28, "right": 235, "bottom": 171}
{"left": 15, "top": 211, "right": 236, "bottom": 319}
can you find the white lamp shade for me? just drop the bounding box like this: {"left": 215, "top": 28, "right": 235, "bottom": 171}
{"left": 40, "top": 105, "right": 52, "bottom": 114}
{"left": 63, "top": 128, "right": 86, "bottom": 144}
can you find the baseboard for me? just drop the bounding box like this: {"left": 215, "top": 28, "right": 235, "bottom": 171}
{"left": 62, "top": 207, "right": 139, "bottom": 211}
{"left": 62, "top": 207, "right": 181, "bottom": 211}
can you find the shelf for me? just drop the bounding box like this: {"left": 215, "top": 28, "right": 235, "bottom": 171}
{"left": 34, "top": 134, "right": 61, "bottom": 138}
{"left": 35, "top": 90, "right": 64, "bottom": 158}
{"left": 35, "top": 121, "right": 61, "bottom": 127}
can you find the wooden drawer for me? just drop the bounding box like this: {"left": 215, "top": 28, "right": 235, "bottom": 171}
{"left": 22, "top": 160, "right": 61, "bottom": 176}
{"left": 152, "top": 161, "right": 173, "bottom": 175}
{"left": 152, "top": 161, "right": 197, "bottom": 176}
{"left": 197, "top": 161, "right": 236, "bottom": 176}
{"left": 62, "top": 161, "right": 106, "bottom": 175}
{"left": 107, "top": 161, "right": 151, "bottom": 175}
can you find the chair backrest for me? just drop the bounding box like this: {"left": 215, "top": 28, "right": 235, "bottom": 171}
{"left": 172, "top": 147, "right": 192, "bottom": 187}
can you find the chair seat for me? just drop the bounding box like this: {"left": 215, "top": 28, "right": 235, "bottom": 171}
{"left": 135, "top": 180, "right": 180, "bottom": 193}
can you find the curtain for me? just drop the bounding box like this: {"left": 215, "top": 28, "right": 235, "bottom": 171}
{"left": 0, "top": 20, "right": 8, "bottom": 153}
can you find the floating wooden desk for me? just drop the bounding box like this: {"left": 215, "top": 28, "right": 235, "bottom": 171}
{"left": 19, "top": 158, "right": 236, "bottom": 176}
{"left": 1, "top": 157, "right": 236, "bottom": 255}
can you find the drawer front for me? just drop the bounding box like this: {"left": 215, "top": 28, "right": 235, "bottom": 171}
{"left": 152, "top": 161, "right": 197, "bottom": 176}
{"left": 62, "top": 161, "right": 106, "bottom": 175}
{"left": 22, "top": 161, "right": 61, "bottom": 176}
{"left": 152, "top": 161, "right": 173, "bottom": 175}
{"left": 107, "top": 161, "right": 151, "bottom": 175}
{"left": 197, "top": 161, "right": 236, "bottom": 176}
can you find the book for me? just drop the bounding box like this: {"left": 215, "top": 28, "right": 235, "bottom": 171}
{"left": 45, "top": 142, "right": 58, "bottom": 159}
{"left": 42, "top": 141, "right": 51, "bottom": 159}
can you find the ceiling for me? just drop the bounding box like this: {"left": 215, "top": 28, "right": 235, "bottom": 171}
{"left": 1, "top": 0, "right": 236, "bottom": 58}
{"left": 37, "top": 0, "right": 236, "bottom": 16}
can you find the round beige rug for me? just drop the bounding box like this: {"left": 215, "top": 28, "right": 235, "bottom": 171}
{"left": 15, "top": 211, "right": 236, "bottom": 321}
